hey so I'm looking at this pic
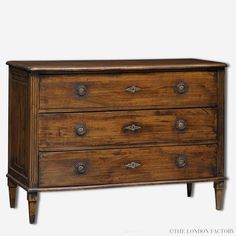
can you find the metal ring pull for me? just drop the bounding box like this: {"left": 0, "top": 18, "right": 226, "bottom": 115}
{"left": 76, "top": 124, "right": 87, "bottom": 136}
{"left": 76, "top": 84, "right": 87, "bottom": 97}
{"left": 175, "top": 81, "right": 187, "bottom": 94}
{"left": 75, "top": 161, "right": 87, "bottom": 174}
{"left": 175, "top": 119, "right": 187, "bottom": 131}
{"left": 176, "top": 155, "right": 187, "bottom": 168}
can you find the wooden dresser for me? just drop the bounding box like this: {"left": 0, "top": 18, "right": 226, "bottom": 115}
{"left": 7, "top": 59, "right": 227, "bottom": 223}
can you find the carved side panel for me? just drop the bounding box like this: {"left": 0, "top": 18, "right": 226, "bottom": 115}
{"left": 8, "top": 68, "right": 30, "bottom": 186}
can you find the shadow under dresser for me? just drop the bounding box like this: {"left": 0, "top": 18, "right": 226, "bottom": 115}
{"left": 7, "top": 59, "right": 227, "bottom": 223}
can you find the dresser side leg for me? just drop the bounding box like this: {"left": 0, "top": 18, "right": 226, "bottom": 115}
{"left": 27, "top": 192, "right": 38, "bottom": 224}
{"left": 8, "top": 178, "right": 18, "bottom": 208}
{"left": 214, "top": 181, "right": 225, "bottom": 210}
{"left": 187, "top": 183, "right": 193, "bottom": 197}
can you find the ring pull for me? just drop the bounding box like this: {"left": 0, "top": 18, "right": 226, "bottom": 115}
{"left": 76, "top": 124, "right": 87, "bottom": 136}
{"left": 175, "top": 119, "right": 187, "bottom": 131}
{"left": 76, "top": 84, "right": 87, "bottom": 97}
{"left": 75, "top": 161, "right": 87, "bottom": 175}
{"left": 176, "top": 155, "right": 187, "bottom": 168}
{"left": 175, "top": 81, "right": 187, "bottom": 94}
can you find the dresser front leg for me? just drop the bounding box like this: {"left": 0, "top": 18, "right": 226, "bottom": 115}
{"left": 187, "top": 183, "right": 193, "bottom": 197}
{"left": 214, "top": 181, "right": 225, "bottom": 210}
{"left": 27, "top": 192, "right": 38, "bottom": 224}
{"left": 8, "top": 178, "right": 18, "bottom": 208}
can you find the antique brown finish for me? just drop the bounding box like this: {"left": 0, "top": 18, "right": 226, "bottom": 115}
{"left": 38, "top": 108, "right": 217, "bottom": 149}
{"left": 8, "top": 68, "right": 30, "bottom": 187}
{"left": 7, "top": 59, "right": 227, "bottom": 224}
{"left": 6, "top": 59, "right": 226, "bottom": 72}
{"left": 39, "top": 145, "right": 217, "bottom": 187}
{"left": 39, "top": 71, "right": 217, "bottom": 110}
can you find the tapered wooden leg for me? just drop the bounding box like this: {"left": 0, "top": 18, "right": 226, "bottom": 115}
{"left": 187, "top": 183, "right": 193, "bottom": 197}
{"left": 27, "top": 192, "right": 38, "bottom": 224}
{"left": 8, "top": 178, "right": 17, "bottom": 208}
{"left": 214, "top": 181, "right": 225, "bottom": 210}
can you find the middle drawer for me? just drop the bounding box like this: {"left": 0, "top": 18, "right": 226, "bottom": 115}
{"left": 39, "top": 108, "right": 217, "bottom": 149}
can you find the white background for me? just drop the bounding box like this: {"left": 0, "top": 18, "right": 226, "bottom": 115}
{"left": 0, "top": 0, "right": 235, "bottom": 235}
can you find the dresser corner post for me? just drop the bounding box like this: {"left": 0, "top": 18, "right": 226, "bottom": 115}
{"left": 28, "top": 72, "right": 40, "bottom": 189}
{"left": 215, "top": 68, "right": 226, "bottom": 211}
{"left": 8, "top": 178, "right": 18, "bottom": 208}
{"left": 214, "top": 181, "right": 225, "bottom": 210}
{"left": 216, "top": 68, "right": 225, "bottom": 177}
{"left": 27, "top": 72, "right": 40, "bottom": 224}
{"left": 27, "top": 192, "right": 39, "bottom": 224}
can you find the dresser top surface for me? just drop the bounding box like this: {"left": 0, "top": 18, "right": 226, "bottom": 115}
{"left": 7, "top": 58, "right": 227, "bottom": 72}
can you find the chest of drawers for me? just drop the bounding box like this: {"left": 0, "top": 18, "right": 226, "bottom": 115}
{"left": 7, "top": 59, "right": 227, "bottom": 224}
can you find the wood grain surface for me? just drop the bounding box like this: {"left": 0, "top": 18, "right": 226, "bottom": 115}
{"left": 39, "top": 71, "right": 217, "bottom": 110}
{"left": 6, "top": 59, "right": 227, "bottom": 72}
{"left": 39, "top": 108, "right": 217, "bottom": 149}
{"left": 39, "top": 144, "right": 217, "bottom": 187}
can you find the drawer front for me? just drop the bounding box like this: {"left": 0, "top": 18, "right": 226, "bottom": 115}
{"left": 39, "top": 145, "right": 217, "bottom": 187}
{"left": 39, "top": 108, "right": 217, "bottom": 149}
{"left": 39, "top": 71, "right": 217, "bottom": 110}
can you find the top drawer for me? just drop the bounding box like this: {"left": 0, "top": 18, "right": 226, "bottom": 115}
{"left": 39, "top": 71, "right": 217, "bottom": 110}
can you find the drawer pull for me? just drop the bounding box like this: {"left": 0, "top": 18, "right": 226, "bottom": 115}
{"left": 76, "top": 84, "right": 87, "bottom": 97}
{"left": 175, "top": 119, "right": 187, "bottom": 131}
{"left": 175, "top": 81, "right": 187, "bottom": 94}
{"left": 124, "top": 124, "right": 142, "bottom": 132}
{"left": 76, "top": 124, "right": 87, "bottom": 136}
{"left": 176, "top": 155, "right": 187, "bottom": 168}
{"left": 125, "top": 161, "right": 141, "bottom": 169}
{"left": 75, "top": 161, "right": 87, "bottom": 174}
{"left": 126, "top": 86, "right": 141, "bottom": 93}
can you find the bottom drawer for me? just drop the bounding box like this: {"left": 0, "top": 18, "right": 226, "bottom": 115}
{"left": 39, "top": 145, "right": 217, "bottom": 187}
